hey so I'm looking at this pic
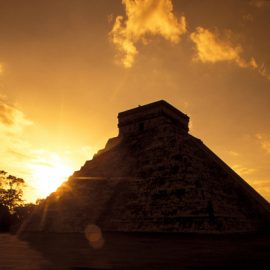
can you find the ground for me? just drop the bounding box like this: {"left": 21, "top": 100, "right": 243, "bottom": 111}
{"left": 1, "top": 232, "right": 270, "bottom": 269}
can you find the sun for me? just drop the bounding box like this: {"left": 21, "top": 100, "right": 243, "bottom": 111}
{"left": 30, "top": 154, "right": 73, "bottom": 199}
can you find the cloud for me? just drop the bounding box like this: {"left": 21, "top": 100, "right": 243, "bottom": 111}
{"left": 228, "top": 151, "right": 240, "bottom": 157}
{"left": 0, "top": 94, "right": 33, "bottom": 180}
{"left": 0, "top": 95, "right": 32, "bottom": 134}
{"left": 190, "top": 27, "right": 257, "bottom": 69}
{"left": 232, "top": 164, "right": 256, "bottom": 176}
{"left": 0, "top": 93, "right": 97, "bottom": 202}
{"left": 258, "top": 64, "right": 270, "bottom": 80}
{"left": 250, "top": 179, "right": 270, "bottom": 202}
{"left": 242, "top": 13, "right": 254, "bottom": 23}
{"left": 256, "top": 133, "right": 270, "bottom": 153}
{"left": 0, "top": 63, "right": 3, "bottom": 75}
{"left": 110, "top": 0, "right": 187, "bottom": 68}
{"left": 249, "top": 0, "right": 270, "bottom": 8}
{"left": 109, "top": 2, "right": 270, "bottom": 80}
{"left": 189, "top": 27, "right": 270, "bottom": 80}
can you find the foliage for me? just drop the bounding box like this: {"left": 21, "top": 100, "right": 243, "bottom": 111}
{"left": 0, "top": 170, "right": 25, "bottom": 212}
{"left": 0, "top": 170, "right": 39, "bottom": 232}
{"left": 13, "top": 203, "right": 36, "bottom": 223}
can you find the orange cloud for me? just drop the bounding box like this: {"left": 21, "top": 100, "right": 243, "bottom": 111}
{"left": 258, "top": 64, "right": 270, "bottom": 80}
{"left": 249, "top": 0, "right": 270, "bottom": 8}
{"left": 232, "top": 164, "right": 256, "bottom": 176}
{"left": 190, "top": 27, "right": 270, "bottom": 80}
{"left": 110, "top": 0, "right": 187, "bottom": 68}
{"left": 0, "top": 95, "right": 33, "bottom": 197}
{"left": 250, "top": 179, "right": 270, "bottom": 202}
{"left": 256, "top": 133, "right": 270, "bottom": 153}
{"left": 228, "top": 151, "right": 240, "bottom": 157}
{"left": 0, "top": 94, "right": 96, "bottom": 202}
{"left": 0, "top": 95, "right": 32, "bottom": 134}
{"left": 190, "top": 27, "right": 257, "bottom": 68}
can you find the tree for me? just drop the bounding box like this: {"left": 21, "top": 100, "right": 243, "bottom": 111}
{"left": 0, "top": 170, "right": 38, "bottom": 233}
{"left": 0, "top": 204, "right": 11, "bottom": 232}
{"left": 13, "top": 203, "right": 36, "bottom": 223}
{"left": 0, "top": 170, "right": 25, "bottom": 212}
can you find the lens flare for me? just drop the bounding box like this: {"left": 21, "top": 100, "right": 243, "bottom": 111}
{"left": 85, "top": 224, "right": 104, "bottom": 249}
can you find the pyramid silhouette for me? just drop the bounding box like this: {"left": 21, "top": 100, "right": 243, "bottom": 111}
{"left": 26, "top": 100, "right": 270, "bottom": 233}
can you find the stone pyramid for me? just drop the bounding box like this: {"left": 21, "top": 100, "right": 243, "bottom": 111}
{"left": 26, "top": 100, "right": 270, "bottom": 233}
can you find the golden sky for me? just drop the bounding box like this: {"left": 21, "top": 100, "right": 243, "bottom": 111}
{"left": 0, "top": 0, "right": 270, "bottom": 202}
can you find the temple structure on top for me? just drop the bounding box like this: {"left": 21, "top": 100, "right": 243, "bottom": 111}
{"left": 24, "top": 100, "right": 270, "bottom": 233}
{"left": 118, "top": 100, "right": 189, "bottom": 135}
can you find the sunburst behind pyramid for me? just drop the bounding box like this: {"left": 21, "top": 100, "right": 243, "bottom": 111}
{"left": 25, "top": 100, "right": 270, "bottom": 233}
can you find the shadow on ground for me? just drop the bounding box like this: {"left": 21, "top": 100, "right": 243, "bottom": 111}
{"left": 8, "top": 232, "right": 268, "bottom": 269}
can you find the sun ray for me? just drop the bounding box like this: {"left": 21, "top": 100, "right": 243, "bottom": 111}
{"left": 29, "top": 154, "right": 73, "bottom": 199}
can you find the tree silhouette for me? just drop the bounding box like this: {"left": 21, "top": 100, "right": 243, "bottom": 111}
{"left": 0, "top": 170, "right": 25, "bottom": 212}
{"left": 0, "top": 170, "right": 31, "bottom": 232}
